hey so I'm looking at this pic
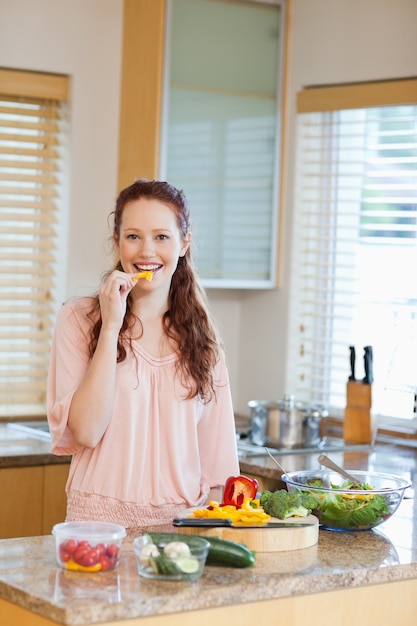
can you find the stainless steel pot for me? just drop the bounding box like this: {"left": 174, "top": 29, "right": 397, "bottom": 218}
{"left": 248, "top": 395, "right": 328, "bottom": 449}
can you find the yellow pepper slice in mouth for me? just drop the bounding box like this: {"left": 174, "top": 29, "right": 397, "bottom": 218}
{"left": 132, "top": 271, "right": 153, "bottom": 283}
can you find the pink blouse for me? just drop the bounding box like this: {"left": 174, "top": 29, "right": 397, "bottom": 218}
{"left": 47, "top": 298, "right": 239, "bottom": 527}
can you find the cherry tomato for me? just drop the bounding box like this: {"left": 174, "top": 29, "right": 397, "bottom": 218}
{"left": 62, "top": 538, "right": 78, "bottom": 555}
{"left": 99, "top": 555, "right": 112, "bottom": 571}
{"left": 106, "top": 544, "right": 119, "bottom": 559}
{"left": 59, "top": 546, "right": 71, "bottom": 563}
{"left": 73, "top": 546, "right": 90, "bottom": 565}
{"left": 95, "top": 543, "right": 106, "bottom": 556}
{"left": 81, "top": 549, "right": 99, "bottom": 567}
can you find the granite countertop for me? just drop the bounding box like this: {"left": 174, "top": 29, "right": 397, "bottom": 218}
{"left": 1, "top": 499, "right": 417, "bottom": 626}
{"left": 1, "top": 440, "right": 417, "bottom": 625}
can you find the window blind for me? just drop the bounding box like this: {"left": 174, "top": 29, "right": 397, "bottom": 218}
{"left": 0, "top": 69, "right": 69, "bottom": 417}
{"left": 288, "top": 79, "right": 417, "bottom": 426}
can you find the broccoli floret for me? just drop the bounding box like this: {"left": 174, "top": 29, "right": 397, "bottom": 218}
{"left": 299, "top": 491, "right": 321, "bottom": 512}
{"left": 260, "top": 489, "right": 319, "bottom": 520}
{"left": 259, "top": 490, "right": 272, "bottom": 507}
{"left": 306, "top": 478, "right": 324, "bottom": 488}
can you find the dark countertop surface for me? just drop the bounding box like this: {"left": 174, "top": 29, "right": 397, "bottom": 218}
{"left": 0, "top": 422, "right": 71, "bottom": 467}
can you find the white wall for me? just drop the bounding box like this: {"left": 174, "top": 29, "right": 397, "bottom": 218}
{"left": 0, "top": 0, "right": 124, "bottom": 302}
{"left": 229, "top": 0, "right": 417, "bottom": 416}
{"left": 1, "top": 0, "right": 416, "bottom": 418}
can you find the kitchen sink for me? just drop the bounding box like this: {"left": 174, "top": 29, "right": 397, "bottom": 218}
{"left": 0, "top": 421, "right": 52, "bottom": 455}
{"left": 237, "top": 437, "right": 370, "bottom": 458}
{"left": 7, "top": 420, "right": 51, "bottom": 441}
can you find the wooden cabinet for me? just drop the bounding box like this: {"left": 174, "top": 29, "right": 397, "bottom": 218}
{"left": 42, "top": 464, "right": 70, "bottom": 534}
{"left": 0, "top": 466, "right": 43, "bottom": 538}
{"left": 0, "top": 463, "right": 69, "bottom": 539}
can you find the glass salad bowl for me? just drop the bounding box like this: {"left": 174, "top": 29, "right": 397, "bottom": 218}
{"left": 282, "top": 469, "right": 411, "bottom": 531}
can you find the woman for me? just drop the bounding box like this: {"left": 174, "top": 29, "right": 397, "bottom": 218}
{"left": 47, "top": 179, "right": 239, "bottom": 527}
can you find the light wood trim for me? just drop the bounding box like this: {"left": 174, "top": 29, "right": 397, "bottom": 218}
{"left": 0, "top": 68, "right": 69, "bottom": 101}
{"left": 1, "top": 578, "right": 417, "bottom": 626}
{"left": 297, "top": 77, "right": 417, "bottom": 113}
{"left": 117, "top": 0, "right": 166, "bottom": 190}
{"left": 275, "top": 0, "right": 290, "bottom": 287}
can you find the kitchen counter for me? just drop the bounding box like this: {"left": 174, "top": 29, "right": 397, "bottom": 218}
{"left": 0, "top": 423, "right": 71, "bottom": 468}
{"left": 239, "top": 440, "right": 417, "bottom": 487}
{"left": 1, "top": 441, "right": 417, "bottom": 626}
{"left": 0, "top": 422, "right": 71, "bottom": 539}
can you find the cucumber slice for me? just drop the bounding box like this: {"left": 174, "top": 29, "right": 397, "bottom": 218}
{"left": 150, "top": 552, "right": 181, "bottom": 575}
{"left": 175, "top": 556, "right": 199, "bottom": 574}
{"left": 149, "top": 556, "right": 160, "bottom": 574}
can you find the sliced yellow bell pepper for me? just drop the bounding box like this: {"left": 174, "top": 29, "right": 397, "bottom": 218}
{"left": 341, "top": 493, "right": 374, "bottom": 501}
{"left": 191, "top": 497, "right": 271, "bottom": 526}
{"left": 65, "top": 560, "right": 102, "bottom": 572}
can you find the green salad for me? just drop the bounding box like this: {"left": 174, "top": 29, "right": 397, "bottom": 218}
{"left": 305, "top": 479, "right": 391, "bottom": 530}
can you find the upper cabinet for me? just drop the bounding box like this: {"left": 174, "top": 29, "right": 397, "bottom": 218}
{"left": 160, "top": 0, "right": 287, "bottom": 289}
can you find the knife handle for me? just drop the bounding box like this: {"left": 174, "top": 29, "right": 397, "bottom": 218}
{"left": 363, "top": 345, "right": 373, "bottom": 384}
{"left": 172, "top": 518, "right": 232, "bottom": 527}
{"left": 349, "top": 345, "right": 356, "bottom": 380}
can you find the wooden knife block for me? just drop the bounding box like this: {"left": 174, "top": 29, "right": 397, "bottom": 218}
{"left": 343, "top": 381, "right": 374, "bottom": 444}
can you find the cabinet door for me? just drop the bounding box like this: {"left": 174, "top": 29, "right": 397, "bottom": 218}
{"left": 0, "top": 466, "right": 43, "bottom": 539}
{"left": 161, "top": 0, "right": 286, "bottom": 288}
{"left": 42, "top": 464, "right": 69, "bottom": 534}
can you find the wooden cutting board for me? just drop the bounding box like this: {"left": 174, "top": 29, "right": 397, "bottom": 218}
{"left": 175, "top": 515, "right": 319, "bottom": 552}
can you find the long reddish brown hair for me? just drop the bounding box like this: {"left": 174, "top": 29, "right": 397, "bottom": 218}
{"left": 87, "top": 179, "right": 220, "bottom": 402}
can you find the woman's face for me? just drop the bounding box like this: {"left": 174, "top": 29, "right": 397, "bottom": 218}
{"left": 115, "top": 198, "right": 190, "bottom": 289}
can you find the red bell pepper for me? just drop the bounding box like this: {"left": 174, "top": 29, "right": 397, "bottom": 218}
{"left": 222, "top": 475, "right": 258, "bottom": 508}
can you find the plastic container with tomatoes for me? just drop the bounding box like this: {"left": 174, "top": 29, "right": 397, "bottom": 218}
{"left": 52, "top": 521, "right": 126, "bottom": 573}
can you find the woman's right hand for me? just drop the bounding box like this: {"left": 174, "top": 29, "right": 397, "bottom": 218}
{"left": 67, "top": 270, "right": 138, "bottom": 448}
{"left": 68, "top": 270, "right": 135, "bottom": 448}
{"left": 98, "top": 270, "right": 135, "bottom": 332}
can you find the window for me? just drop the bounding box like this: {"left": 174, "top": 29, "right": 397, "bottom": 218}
{"left": 0, "top": 68, "right": 69, "bottom": 418}
{"left": 288, "top": 78, "right": 417, "bottom": 431}
{"left": 160, "top": 0, "right": 286, "bottom": 288}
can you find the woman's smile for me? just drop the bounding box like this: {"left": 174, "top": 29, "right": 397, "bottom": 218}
{"left": 117, "top": 198, "right": 190, "bottom": 288}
